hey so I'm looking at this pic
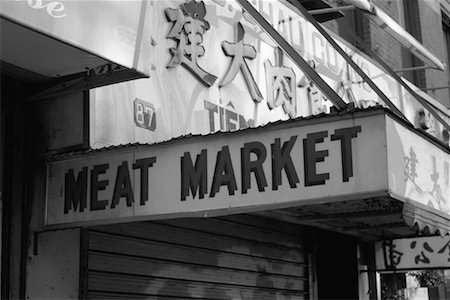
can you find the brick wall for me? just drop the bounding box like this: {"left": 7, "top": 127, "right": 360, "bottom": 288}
{"left": 369, "top": 0, "right": 403, "bottom": 71}
{"left": 324, "top": 0, "right": 450, "bottom": 108}
{"left": 418, "top": 0, "right": 450, "bottom": 107}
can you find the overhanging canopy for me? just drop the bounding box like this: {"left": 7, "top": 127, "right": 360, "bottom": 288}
{"left": 1, "top": 0, "right": 150, "bottom": 91}
{"left": 44, "top": 108, "right": 450, "bottom": 237}
{"left": 257, "top": 196, "right": 450, "bottom": 241}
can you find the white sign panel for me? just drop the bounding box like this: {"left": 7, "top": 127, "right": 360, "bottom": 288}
{"left": 46, "top": 112, "right": 388, "bottom": 228}
{"left": 387, "top": 117, "right": 450, "bottom": 216}
{"left": 375, "top": 236, "right": 450, "bottom": 270}
{"left": 90, "top": 0, "right": 450, "bottom": 148}
{"left": 0, "top": 0, "right": 151, "bottom": 76}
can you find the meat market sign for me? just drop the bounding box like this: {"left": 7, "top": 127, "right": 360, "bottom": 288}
{"left": 45, "top": 109, "right": 450, "bottom": 228}
{"left": 46, "top": 111, "right": 390, "bottom": 228}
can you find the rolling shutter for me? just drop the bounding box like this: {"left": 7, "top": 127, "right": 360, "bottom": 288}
{"left": 85, "top": 214, "right": 310, "bottom": 299}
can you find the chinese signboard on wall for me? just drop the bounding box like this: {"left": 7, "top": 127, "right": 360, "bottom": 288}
{"left": 386, "top": 117, "right": 450, "bottom": 216}
{"left": 375, "top": 236, "right": 450, "bottom": 270}
{"left": 90, "top": 0, "right": 450, "bottom": 148}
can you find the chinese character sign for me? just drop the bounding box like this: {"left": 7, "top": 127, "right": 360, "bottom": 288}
{"left": 165, "top": 0, "right": 217, "bottom": 87}
{"left": 375, "top": 236, "right": 450, "bottom": 270}
{"left": 90, "top": 0, "right": 449, "bottom": 156}
{"left": 386, "top": 118, "right": 450, "bottom": 216}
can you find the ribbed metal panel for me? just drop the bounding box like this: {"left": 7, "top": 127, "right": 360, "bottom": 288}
{"left": 87, "top": 215, "right": 309, "bottom": 299}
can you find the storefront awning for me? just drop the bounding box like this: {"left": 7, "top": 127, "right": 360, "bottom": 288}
{"left": 43, "top": 108, "right": 450, "bottom": 236}
{"left": 1, "top": 0, "right": 151, "bottom": 93}
{"left": 256, "top": 197, "right": 450, "bottom": 241}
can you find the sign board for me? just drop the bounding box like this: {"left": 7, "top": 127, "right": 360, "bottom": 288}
{"left": 375, "top": 236, "right": 450, "bottom": 270}
{"left": 90, "top": 0, "right": 450, "bottom": 148}
{"left": 46, "top": 111, "right": 388, "bottom": 228}
{"left": 387, "top": 117, "right": 450, "bottom": 216}
{"left": 0, "top": 0, "right": 151, "bottom": 76}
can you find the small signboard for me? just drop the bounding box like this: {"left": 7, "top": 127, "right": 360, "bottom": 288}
{"left": 375, "top": 236, "right": 450, "bottom": 270}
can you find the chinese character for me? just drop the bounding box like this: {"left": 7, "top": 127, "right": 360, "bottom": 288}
{"left": 428, "top": 155, "right": 447, "bottom": 209}
{"left": 404, "top": 147, "right": 419, "bottom": 184}
{"left": 382, "top": 240, "right": 403, "bottom": 269}
{"left": 298, "top": 60, "right": 330, "bottom": 115}
{"left": 165, "top": 0, "right": 217, "bottom": 87}
{"left": 264, "top": 47, "right": 297, "bottom": 118}
{"left": 220, "top": 22, "right": 263, "bottom": 103}
{"left": 437, "top": 239, "right": 450, "bottom": 262}
{"left": 410, "top": 241, "right": 434, "bottom": 265}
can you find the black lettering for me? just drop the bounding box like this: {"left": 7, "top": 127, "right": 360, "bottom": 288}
{"left": 90, "top": 164, "right": 109, "bottom": 211}
{"left": 331, "top": 126, "right": 361, "bottom": 182}
{"left": 133, "top": 157, "right": 156, "bottom": 205}
{"left": 271, "top": 136, "right": 299, "bottom": 190}
{"left": 303, "top": 131, "right": 329, "bottom": 186}
{"left": 241, "top": 142, "right": 267, "bottom": 194}
{"left": 64, "top": 167, "right": 88, "bottom": 214}
{"left": 210, "top": 146, "right": 237, "bottom": 197}
{"left": 181, "top": 150, "right": 208, "bottom": 200}
{"left": 111, "top": 161, "right": 134, "bottom": 208}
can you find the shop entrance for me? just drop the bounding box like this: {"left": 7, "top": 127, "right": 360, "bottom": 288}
{"left": 315, "top": 229, "right": 359, "bottom": 300}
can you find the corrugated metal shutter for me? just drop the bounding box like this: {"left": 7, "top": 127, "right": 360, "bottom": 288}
{"left": 86, "top": 214, "right": 310, "bottom": 299}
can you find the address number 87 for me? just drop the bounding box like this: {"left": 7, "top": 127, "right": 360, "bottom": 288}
{"left": 134, "top": 98, "right": 156, "bottom": 131}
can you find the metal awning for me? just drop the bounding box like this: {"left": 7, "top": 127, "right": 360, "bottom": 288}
{"left": 43, "top": 108, "right": 450, "bottom": 234}
{"left": 1, "top": 0, "right": 151, "bottom": 94}
{"left": 0, "top": 17, "right": 146, "bottom": 97}
{"left": 256, "top": 197, "right": 450, "bottom": 241}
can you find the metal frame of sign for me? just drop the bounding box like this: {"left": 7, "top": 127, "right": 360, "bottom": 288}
{"left": 236, "top": 0, "right": 408, "bottom": 122}
{"left": 26, "top": 64, "right": 146, "bottom": 102}
{"left": 347, "top": 28, "right": 450, "bottom": 133}
{"left": 235, "top": 0, "right": 347, "bottom": 111}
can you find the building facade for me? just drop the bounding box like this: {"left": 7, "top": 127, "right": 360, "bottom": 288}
{"left": 1, "top": 0, "right": 450, "bottom": 299}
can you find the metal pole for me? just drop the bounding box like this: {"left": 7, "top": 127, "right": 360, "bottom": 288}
{"left": 308, "top": 5, "right": 355, "bottom": 15}
{"left": 281, "top": 0, "right": 408, "bottom": 121}
{"left": 235, "top": 0, "right": 348, "bottom": 111}
{"left": 394, "top": 66, "right": 434, "bottom": 73}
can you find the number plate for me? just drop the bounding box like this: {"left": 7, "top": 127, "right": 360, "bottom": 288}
{"left": 134, "top": 98, "right": 156, "bottom": 131}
